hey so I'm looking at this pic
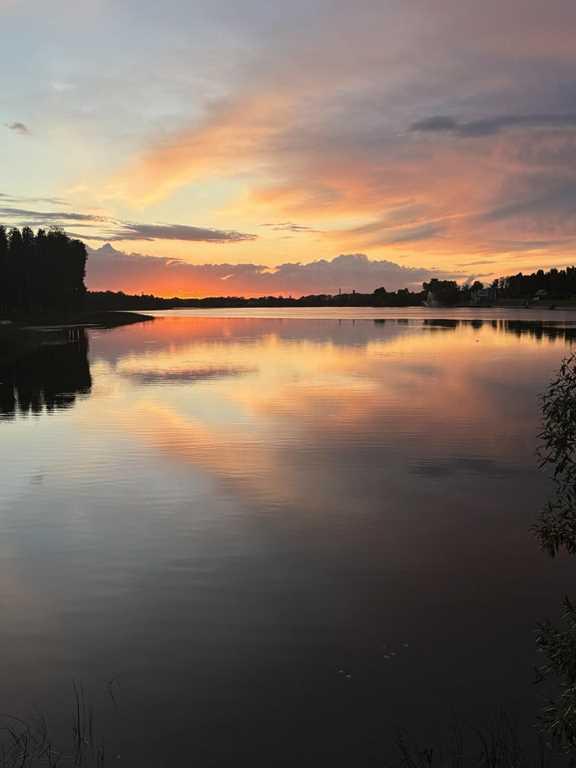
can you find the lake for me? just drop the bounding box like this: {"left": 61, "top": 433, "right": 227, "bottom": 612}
{"left": 1, "top": 308, "right": 576, "bottom": 765}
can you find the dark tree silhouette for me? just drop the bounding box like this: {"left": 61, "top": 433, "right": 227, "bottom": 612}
{"left": 0, "top": 225, "right": 87, "bottom": 316}
{"left": 495, "top": 266, "right": 576, "bottom": 300}
{"left": 422, "top": 278, "right": 461, "bottom": 306}
{"left": 0, "top": 224, "right": 8, "bottom": 315}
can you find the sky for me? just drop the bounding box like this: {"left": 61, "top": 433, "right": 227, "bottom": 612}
{"left": 2, "top": 0, "right": 576, "bottom": 296}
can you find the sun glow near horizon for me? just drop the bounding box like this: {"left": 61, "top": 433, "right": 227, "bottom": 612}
{"left": 2, "top": 0, "right": 576, "bottom": 295}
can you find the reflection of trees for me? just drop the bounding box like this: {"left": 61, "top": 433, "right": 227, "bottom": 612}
{"left": 0, "top": 328, "right": 91, "bottom": 420}
{"left": 418, "top": 318, "right": 576, "bottom": 343}
{"left": 422, "top": 319, "right": 459, "bottom": 330}
{"left": 502, "top": 321, "right": 576, "bottom": 343}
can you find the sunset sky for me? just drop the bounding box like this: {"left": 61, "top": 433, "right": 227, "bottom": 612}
{"left": 2, "top": 0, "right": 576, "bottom": 296}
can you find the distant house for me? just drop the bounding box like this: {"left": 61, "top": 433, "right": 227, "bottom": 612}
{"left": 424, "top": 290, "right": 440, "bottom": 307}
{"left": 470, "top": 287, "right": 493, "bottom": 306}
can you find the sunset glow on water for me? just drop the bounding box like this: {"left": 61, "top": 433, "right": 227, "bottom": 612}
{"left": 3, "top": 0, "right": 576, "bottom": 761}
{"left": 1, "top": 310, "right": 575, "bottom": 764}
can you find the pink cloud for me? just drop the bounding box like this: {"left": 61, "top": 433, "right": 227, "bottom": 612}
{"left": 86, "top": 244, "right": 461, "bottom": 297}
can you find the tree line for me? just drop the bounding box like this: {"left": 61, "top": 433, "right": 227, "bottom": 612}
{"left": 0, "top": 226, "right": 87, "bottom": 316}
{"left": 495, "top": 266, "right": 576, "bottom": 299}
{"left": 2, "top": 222, "right": 575, "bottom": 314}
{"left": 86, "top": 280, "right": 485, "bottom": 310}
{"left": 413, "top": 268, "right": 576, "bottom": 304}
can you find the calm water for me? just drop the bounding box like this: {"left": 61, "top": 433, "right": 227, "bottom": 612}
{"left": 2, "top": 308, "right": 576, "bottom": 765}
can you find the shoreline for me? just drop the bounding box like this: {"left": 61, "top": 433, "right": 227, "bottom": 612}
{"left": 5, "top": 309, "right": 155, "bottom": 330}
{"left": 0, "top": 311, "right": 154, "bottom": 361}
{"left": 87, "top": 300, "right": 576, "bottom": 312}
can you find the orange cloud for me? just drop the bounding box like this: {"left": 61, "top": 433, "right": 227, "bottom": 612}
{"left": 105, "top": 91, "right": 295, "bottom": 205}
{"left": 91, "top": 0, "right": 576, "bottom": 280}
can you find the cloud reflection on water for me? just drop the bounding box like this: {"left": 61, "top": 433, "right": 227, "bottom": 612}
{"left": 1, "top": 313, "right": 576, "bottom": 765}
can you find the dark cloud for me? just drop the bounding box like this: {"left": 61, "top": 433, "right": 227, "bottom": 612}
{"left": 260, "top": 222, "right": 319, "bottom": 233}
{"left": 368, "top": 222, "right": 445, "bottom": 246}
{"left": 86, "top": 244, "right": 463, "bottom": 297}
{"left": 106, "top": 222, "right": 257, "bottom": 243}
{"left": 5, "top": 122, "right": 30, "bottom": 135}
{"left": 334, "top": 213, "right": 446, "bottom": 248}
{"left": 410, "top": 116, "right": 460, "bottom": 133}
{"left": 457, "top": 240, "right": 574, "bottom": 266}
{"left": 411, "top": 113, "right": 576, "bottom": 138}
{"left": 0, "top": 207, "right": 102, "bottom": 223}
{"left": 0, "top": 193, "right": 68, "bottom": 206}
{"left": 457, "top": 260, "right": 498, "bottom": 268}
{"left": 0, "top": 207, "right": 256, "bottom": 244}
{"left": 480, "top": 179, "right": 576, "bottom": 227}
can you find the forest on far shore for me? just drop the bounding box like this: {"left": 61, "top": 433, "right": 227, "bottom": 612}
{"left": 86, "top": 267, "right": 576, "bottom": 311}
{"left": 2, "top": 224, "right": 576, "bottom": 314}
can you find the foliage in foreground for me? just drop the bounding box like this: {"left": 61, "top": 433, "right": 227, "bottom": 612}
{"left": 534, "top": 353, "right": 576, "bottom": 755}
{"left": 0, "top": 686, "right": 106, "bottom": 768}
{"left": 397, "top": 716, "right": 562, "bottom": 768}
{"left": 536, "top": 355, "right": 576, "bottom": 557}
{"left": 537, "top": 599, "right": 576, "bottom": 756}
{"left": 0, "top": 707, "right": 565, "bottom": 768}
{"left": 536, "top": 354, "right": 576, "bottom": 557}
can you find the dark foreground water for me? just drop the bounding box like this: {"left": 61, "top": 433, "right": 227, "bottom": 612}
{"left": 1, "top": 308, "right": 576, "bottom": 765}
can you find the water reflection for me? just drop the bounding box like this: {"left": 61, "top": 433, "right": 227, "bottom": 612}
{"left": 0, "top": 317, "right": 569, "bottom": 426}
{"left": 88, "top": 315, "right": 576, "bottom": 367}
{"left": 123, "top": 365, "right": 256, "bottom": 386}
{"left": 1, "top": 312, "right": 576, "bottom": 766}
{"left": 92, "top": 317, "right": 553, "bottom": 511}
{"left": 420, "top": 317, "right": 576, "bottom": 342}
{"left": 0, "top": 328, "right": 91, "bottom": 420}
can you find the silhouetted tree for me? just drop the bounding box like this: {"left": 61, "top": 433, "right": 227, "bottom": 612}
{"left": 423, "top": 278, "right": 460, "bottom": 306}
{"left": 0, "top": 226, "right": 87, "bottom": 316}
{"left": 0, "top": 225, "right": 8, "bottom": 314}
{"left": 495, "top": 266, "right": 576, "bottom": 300}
